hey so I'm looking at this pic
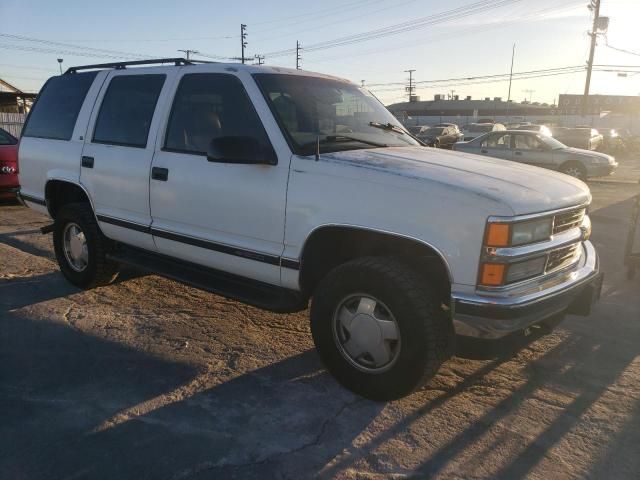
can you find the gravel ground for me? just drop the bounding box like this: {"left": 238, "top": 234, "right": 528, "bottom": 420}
{"left": 1, "top": 181, "right": 639, "bottom": 480}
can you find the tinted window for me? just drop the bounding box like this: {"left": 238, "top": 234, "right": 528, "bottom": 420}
{"left": 22, "top": 72, "right": 97, "bottom": 140}
{"left": 0, "top": 128, "right": 17, "bottom": 145}
{"left": 165, "top": 73, "right": 272, "bottom": 155}
{"left": 93, "top": 75, "right": 165, "bottom": 148}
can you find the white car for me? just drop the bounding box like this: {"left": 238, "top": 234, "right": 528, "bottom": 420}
{"left": 18, "top": 59, "right": 602, "bottom": 400}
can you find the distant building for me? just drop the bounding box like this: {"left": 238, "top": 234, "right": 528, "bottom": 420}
{"left": 386, "top": 95, "right": 554, "bottom": 121}
{"left": 558, "top": 94, "right": 640, "bottom": 115}
{"left": 0, "top": 78, "right": 36, "bottom": 113}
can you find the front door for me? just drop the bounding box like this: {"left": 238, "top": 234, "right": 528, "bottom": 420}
{"left": 511, "top": 133, "right": 553, "bottom": 168}
{"left": 80, "top": 70, "right": 173, "bottom": 250}
{"left": 149, "top": 71, "right": 290, "bottom": 286}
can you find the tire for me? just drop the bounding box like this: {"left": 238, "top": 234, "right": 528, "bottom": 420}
{"left": 559, "top": 161, "right": 587, "bottom": 181}
{"left": 310, "top": 257, "right": 453, "bottom": 401}
{"left": 53, "top": 202, "right": 119, "bottom": 289}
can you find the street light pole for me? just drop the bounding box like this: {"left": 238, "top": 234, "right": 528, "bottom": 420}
{"left": 57, "top": 58, "right": 63, "bottom": 74}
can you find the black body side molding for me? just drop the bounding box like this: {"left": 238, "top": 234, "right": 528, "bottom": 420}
{"left": 107, "top": 245, "right": 307, "bottom": 313}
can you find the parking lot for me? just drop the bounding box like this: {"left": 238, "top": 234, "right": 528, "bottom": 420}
{"left": 1, "top": 172, "right": 639, "bottom": 479}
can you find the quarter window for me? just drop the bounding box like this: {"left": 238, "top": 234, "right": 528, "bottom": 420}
{"left": 93, "top": 75, "right": 165, "bottom": 148}
{"left": 22, "top": 72, "right": 97, "bottom": 140}
{"left": 164, "top": 73, "right": 272, "bottom": 155}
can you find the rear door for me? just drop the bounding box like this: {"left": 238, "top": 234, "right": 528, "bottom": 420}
{"left": 479, "top": 132, "right": 512, "bottom": 160}
{"left": 80, "top": 69, "right": 174, "bottom": 250}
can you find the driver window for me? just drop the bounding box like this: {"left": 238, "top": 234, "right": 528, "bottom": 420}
{"left": 514, "top": 134, "right": 543, "bottom": 151}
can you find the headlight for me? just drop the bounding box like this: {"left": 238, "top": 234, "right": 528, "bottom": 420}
{"left": 485, "top": 217, "right": 553, "bottom": 247}
{"left": 505, "top": 256, "right": 547, "bottom": 283}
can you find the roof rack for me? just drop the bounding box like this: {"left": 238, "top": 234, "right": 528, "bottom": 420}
{"left": 65, "top": 57, "right": 214, "bottom": 74}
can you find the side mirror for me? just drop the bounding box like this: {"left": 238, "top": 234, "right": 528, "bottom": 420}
{"left": 206, "top": 136, "right": 277, "bottom": 165}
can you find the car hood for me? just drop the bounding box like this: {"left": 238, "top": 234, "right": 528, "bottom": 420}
{"left": 559, "top": 147, "right": 614, "bottom": 163}
{"left": 322, "top": 146, "right": 591, "bottom": 215}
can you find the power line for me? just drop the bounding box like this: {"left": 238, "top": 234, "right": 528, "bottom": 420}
{"left": 263, "top": 0, "right": 525, "bottom": 57}
{"left": 0, "top": 33, "right": 155, "bottom": 58}
{"left": 177, "top": 49, "right": 199, "bottom": 60}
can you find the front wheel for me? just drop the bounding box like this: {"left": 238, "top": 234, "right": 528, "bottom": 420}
{"left": 559, "top": 161, "right": 587, "bottom": 181}
{"left": 53, "top": 203, "right": 119, "bottom": 289}
{"left": 310, "top": 257, "right": 452, "bottom": 401}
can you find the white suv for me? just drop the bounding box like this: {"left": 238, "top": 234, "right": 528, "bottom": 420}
{"left": 18, "top": 59, "right": 602, "bottom": 400}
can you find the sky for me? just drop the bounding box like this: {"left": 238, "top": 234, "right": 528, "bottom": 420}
{"left": 1, "top": 0, "right": 639, "bottom": 105}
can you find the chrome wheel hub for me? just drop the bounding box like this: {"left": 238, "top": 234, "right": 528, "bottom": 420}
{"left": 564, "top": 167, "right": 582, "bottom": 178}
{"left": 333, "top": 295, "right": 401, "bottom": 372}
{"left": 63, "top": 223, "right": 88, "bottom": 272}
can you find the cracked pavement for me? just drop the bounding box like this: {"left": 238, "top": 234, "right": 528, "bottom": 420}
{"left": 1, "top": 180, "right": 639, "bottom": 479}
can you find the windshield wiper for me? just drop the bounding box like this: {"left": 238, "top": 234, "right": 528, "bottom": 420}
{"left": 368, "top": 121, "right": 405, "bottom": 135}
{"left": 300, "top": 135, "right": 388, "bottom": 150}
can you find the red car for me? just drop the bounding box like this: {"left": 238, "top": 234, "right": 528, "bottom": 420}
{"left": 0, "top": 127, "right": 19, "bottom": 199}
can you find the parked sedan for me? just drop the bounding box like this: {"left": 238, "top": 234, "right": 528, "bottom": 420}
{"left": 0, "top": 127, "right": 19, "bottom": 199}
{"left": 551, "top": 127, "right": 603, "bottom": 151}
{"left": 452, "top": 130, "right": 617, "bottom": 180}
{"left": 460, "top": 122, "right": 505, "bottom": 141}
{"left": 514, "top": 124, "right": 552, "bottom": 136}
{"left": 416, "top": 125, "right": 462, "bottom": 148}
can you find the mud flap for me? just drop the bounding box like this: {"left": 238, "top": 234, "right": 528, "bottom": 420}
{"left": 567, "top": 273, "right": 604, "bottom": 316}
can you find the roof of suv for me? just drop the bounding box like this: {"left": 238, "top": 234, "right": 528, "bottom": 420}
{"left": 65, "top": 58, "right": 350, "bottom": 83}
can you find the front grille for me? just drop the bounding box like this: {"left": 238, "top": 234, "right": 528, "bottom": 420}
{"left": 553, "top": 208, "right": 585, "bottom": 235}
{"left": 546, "top": 243, "right": 580, "bottom": 272}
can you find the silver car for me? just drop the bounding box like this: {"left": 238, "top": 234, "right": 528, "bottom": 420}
{"left": 452, "top": 130, "right": 618, "bottom": 180}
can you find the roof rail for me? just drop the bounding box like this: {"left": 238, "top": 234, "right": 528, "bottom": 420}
{"left": 65, "top": 58, "right": 214, "bottom": 74}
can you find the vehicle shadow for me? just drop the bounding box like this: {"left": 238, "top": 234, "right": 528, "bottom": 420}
{"left": 0, "top": 273, "right": 382, "bottom": 480}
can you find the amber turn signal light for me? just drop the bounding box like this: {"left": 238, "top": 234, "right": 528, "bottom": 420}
{"left": 480, "top": 263, "right": 506, "bottom": 286}
{"left": 485, "top": 223, "right": 511, "bottom": 247}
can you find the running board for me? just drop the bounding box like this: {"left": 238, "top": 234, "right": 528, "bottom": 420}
{"left": 107, "top": 245, "right": 307, "bottom": 313}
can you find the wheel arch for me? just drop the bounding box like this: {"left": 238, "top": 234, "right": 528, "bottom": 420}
{"left": 298, "top": 224, "right": 453, "bottom": 300}
{"left": 44, "top": 179, "right": 95, "bottom": 220}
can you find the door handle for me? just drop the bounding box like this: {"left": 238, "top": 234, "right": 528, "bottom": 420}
{"left": 151, "top": 167, "right": 169, "bottom": 181}
{"left": 81, "top": 156, "right": 94, "bottom": 168}
{"left": 481, "top": 149, "right": 488, "bottom": 154}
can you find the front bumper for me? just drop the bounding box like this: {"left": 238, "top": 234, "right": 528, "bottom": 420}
{"left": 451, "top": 241, "right": 600, "bottom": 339}
{"left": 587, "top": 162, "right": 618, "bottom": 178}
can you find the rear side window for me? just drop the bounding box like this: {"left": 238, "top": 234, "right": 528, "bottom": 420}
{"left": 22, "top": 72, "right": 97, "bottom": 140}
{"left": 0, "top": 128, "right": 17, "bottom": 145}
{"left": 93, "top": 74, "right": 165, "bottom": 148}
{"left": 164, "top": 73, "right": 271, "bottom": 155}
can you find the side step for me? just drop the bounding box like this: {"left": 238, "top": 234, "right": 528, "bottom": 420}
{"left": 107, "top": 245, "right": 307, "bottom": 313}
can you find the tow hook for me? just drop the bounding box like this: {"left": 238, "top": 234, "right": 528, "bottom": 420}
{"left": 40, "top": 224, "right": 54, "bottom": 235}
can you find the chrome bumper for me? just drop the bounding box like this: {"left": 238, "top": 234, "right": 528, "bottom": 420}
{"left": 451, "top": 241, "right": 600, "bottom": 339}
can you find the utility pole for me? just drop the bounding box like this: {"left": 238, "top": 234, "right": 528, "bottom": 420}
{"left": 296, "top": 41, "right": 302, "bottom": 70}
{"left": 361, "top": 80, "right": 366, "bottom": 87}
{"left": 178, "top": 49, "right": 199, "bottom": 60}
{"left": 404, "top": 69, "right": 416, "bottom": 102}
{"left": 241, "top": 24, "right": 247, "bottom": 64}
{"left": 449, "top": 89, "right": 456, "bottom": 100}
{"left": 254, "top": 54, "right": 265, "bottom": 65}
{"left": 507, "top": 43, "right": 515, "bottom": 102}
{"left": 583, "top": 0, "right": 601, "bottom": 116}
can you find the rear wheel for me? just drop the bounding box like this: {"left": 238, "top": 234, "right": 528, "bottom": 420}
{"left": 310, "top": 257, "right": 452, "bottom": 401}
{"left": 560, "top": 161, "right": 587, "bottom": 181}
{"left": 53, "top": 203, "right": 119, "bottom": 288}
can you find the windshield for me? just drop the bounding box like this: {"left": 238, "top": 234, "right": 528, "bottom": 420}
{"left": 540, "top": 135, "right": 566, "bottom": 150}
{"left": 423, "top": 127, "right": 444, "bottom": 136}
{"left": 253, "top": 74, "right": 419, "bottom": 155}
